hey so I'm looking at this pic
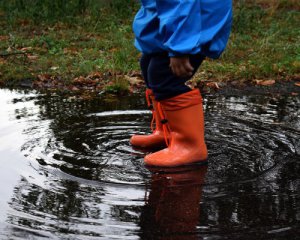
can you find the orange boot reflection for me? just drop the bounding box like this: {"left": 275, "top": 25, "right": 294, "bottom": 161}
{"left": 140, "top": 166, "right": 207, "bottom": 240}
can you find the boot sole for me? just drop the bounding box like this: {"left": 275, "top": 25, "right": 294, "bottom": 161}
{"left": 145, "top": 159, "right": 208, "bottom": 173}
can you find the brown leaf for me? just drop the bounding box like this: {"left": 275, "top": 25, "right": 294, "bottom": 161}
{"left": 88, "top": 71, "right": 102, "bottom": 79}
{"left": 0, "top": 58, "right": 6, "bottom": 65}
{"left": 18, "top": 19, "right": 30, "bottom": 26}
{"left": 20, "top": 47, "right": 33, "bottom": 52}
{"left": 206, "top": 82, "right": 220, "bottom": 89}
{"left": 63, "top": 47, "right": 78, "bottom": 54}
{"left": 37, "top": 74, "right": 51, "bottom": 82}
{"left": 27, "top": 54, "right": 39, "bottom": 61}
{"left": 128, "top": 71, "right": 143, "bottom": 78}
{"left": 71, "top": 86, "right": 80, "bottom": 91}
{"left": 295, "top": 82, "right": 300, "bottom": 87}
{"left": 73, "top": 76, "right": 97, "bottom": 86}
{"left": 109, "top": 48, "right": 118, "bottom": 53}
{"left": 125, "top": 75, "right": 143, "bottom": 85}
{"left": 254, "top": 79, "right": 275, "bottom": 86}
{"left": 74, "top": 76, "right": 85, "bottom": 82}
{"left": 185, "top": 80, "right": 197, "bottom": 89}
{"left": 0, "top": 35, "right": 9, "bottom": 41}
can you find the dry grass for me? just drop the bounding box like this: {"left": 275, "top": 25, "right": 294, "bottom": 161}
{"left": 243, "top": 0, "right": 300, "bottom": 11}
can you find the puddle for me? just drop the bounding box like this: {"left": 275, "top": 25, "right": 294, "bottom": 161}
{"left": 0, "top": 88, "right": 299, "bottom": 239}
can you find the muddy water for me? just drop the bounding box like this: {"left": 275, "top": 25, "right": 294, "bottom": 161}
{"left": 0, "top": 88, "right": 299, "bottom": 240}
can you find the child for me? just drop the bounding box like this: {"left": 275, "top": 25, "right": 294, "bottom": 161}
{"left": 130, "top": 0, "right": 232, "bottom": 167}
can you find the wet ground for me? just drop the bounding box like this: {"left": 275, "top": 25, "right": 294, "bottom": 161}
{"left": 0, "top": 88, "right": 299, "bottom": 240}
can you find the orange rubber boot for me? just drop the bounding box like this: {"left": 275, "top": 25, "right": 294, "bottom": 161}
{"left": 144, "top": 89, "right": 208, "bottom": 167}
{"left": 130, "top": 89, "right": 166, "bottom": 148}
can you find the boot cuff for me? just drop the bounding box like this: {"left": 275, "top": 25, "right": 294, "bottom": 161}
{"left": 146, "top": 88, "right": 154, "bottom": 96}
{"left": 160, "top": 89, "right": 203, "bottom": 111}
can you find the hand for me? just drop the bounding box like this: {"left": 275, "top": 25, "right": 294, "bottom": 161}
{"left": 170, "top": 56, "right": 194, "bottom": 78}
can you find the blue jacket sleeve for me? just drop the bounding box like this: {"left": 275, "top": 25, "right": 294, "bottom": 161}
{"left": 156, "top": 0, "right": 232, "bottom": 58}
{"left": 156, "top": 0, "right": 202, "bottom": 57}
{"left": 133, "top": 0, "right": 163, "bottom": 54}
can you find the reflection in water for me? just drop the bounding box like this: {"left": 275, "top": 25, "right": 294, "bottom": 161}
{"left": 0, "top": 89, "right": 299, "bottom": 239}
{"left": 140, "top": 166, "right": 207, "bottom": 240}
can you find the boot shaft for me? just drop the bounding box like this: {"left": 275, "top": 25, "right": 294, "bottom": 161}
{"left": 144, "top": 89, "right": 208, "bottom": 167}
{"left": 146, "top": 89, "right": 164, "bottom": 132}
{"left": 159, "top": 89, "right": 206, "bottom": 147}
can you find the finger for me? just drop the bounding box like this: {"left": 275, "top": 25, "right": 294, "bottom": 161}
{"left": 170, "top": 58, "right": 183, "bottom": 76}
{"left": 183, "top": 59, "right": 194, "bottom": 73}
{"left": 186, "top": 62, "right": 194, "bottom": 72}
{"left": 170, "top": 63, "right": 177, "bottom": 76}
{"left": 171, "top": 63, "right": 183, "bottom": 77}
{"left": 182, "top": 67, "right": 193, "bottom": 77}
{"left": 177, "top": 65, "right": 191, "bottom": 78}
{"left": 178, "top": 66, "right": 187, "bottom": 77}
{"left": 170, "top": 59, "right": 192, "bottom": 78}
{"left": 174, "top": 66, "right": 182, "bottom": 77}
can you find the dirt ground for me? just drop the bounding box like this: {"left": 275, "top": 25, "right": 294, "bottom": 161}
{"left": 198, "top": 78, "right": 300, "bottom": 97}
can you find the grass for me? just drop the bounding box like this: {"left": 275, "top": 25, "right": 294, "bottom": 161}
{"left": 0, "top": 0, "right": 299, "bottom": 91}
{"left": 197, "top": 0, "right": 300, "bottom": 83}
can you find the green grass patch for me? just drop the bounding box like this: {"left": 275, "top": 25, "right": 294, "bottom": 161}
{"left": 0, "top": 0, "right": 299, "bottom": 91}
{"left": 195, "top": 1, "right": 300, "bottom": 83}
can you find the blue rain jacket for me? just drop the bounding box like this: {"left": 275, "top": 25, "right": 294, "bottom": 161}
{"left": 133, "top": 0, "right": 232, "bottom": 58}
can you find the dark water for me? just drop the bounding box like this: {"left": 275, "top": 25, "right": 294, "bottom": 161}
{"left": 0, "top": 88, "right": 299, "bottom": 240}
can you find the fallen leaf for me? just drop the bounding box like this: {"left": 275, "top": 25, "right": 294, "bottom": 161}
{"left": 27, "top": 54, "right": 39, "bottom": 61}
{"left": 124, "top": 75, "right": 143, "bottom": 85}
{"left": 109, "top": 48, "right": 118, "bottom": 53}
{"left": 185, "top": 80, "right": 197, "bottom": 89}
{"left": 37, "top": 74, "right": 51, "bottom": 82}
{"left": 291, "top": 92, "right": 298, "bottom": 96}
{"left": 128, "top": 71, "right": 143, "bottom": 78}
{"left": 71, "top": 86, "right": 80, "bottom": 91}
{"left": 0, "top": 58, "right": 6, "bottom": 64}
{"left": 63, "top": 47, "right": 78, "bottom": 54}
{"left": 254, "top": 79, "right": 275, "bottom": 86}
{"left": 73, "top": 76, "right": 97, "bottom": 86}
{"left": 295, "top": 82, "right": 300, "bottom": 87}
{"left": 20, "top": 47, "right": 33, "bottom": 52}
{"left": 88, "top": 71, "right": 102, "bottom": 79}
{"left": 19, "top": 19, "right": 30, "bottom": 26}
{"left": 50, "top": 66, "right": 59, "bottom": 71}
{"left": 0, "top": 35, "right": 9, "bottom": 41}
{"left": 206, "top": 82, "right": 220, "bottom": 89}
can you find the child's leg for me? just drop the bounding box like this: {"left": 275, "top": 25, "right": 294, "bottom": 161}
{"left": 147, "top": 53, "right": 205, "bottom": 100}
{"left": 145, "top": 53, "right": 208, "bottom": 167}
{"left": 140, "top": 54, "right": 152, "bottom": 88}
{"left": 130, "top": 54, "right": 166, "bottom": 148}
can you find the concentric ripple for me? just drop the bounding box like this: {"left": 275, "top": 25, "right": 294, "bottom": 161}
{"left": 204, "top": 95, "right": 300, "bottom": 184}
{"left": 0, "top": 89, "right": 299, "bottom": 239}
{"left": 22, "top": 94, "right": 300, "bottom": 186}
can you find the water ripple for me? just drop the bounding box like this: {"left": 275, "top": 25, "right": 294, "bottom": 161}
{"left": 1, "top": 90, "right": 299, "bottom": 239}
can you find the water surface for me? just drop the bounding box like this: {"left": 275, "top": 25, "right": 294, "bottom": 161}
{"left": 0, "top": 88, "right": 299, "bottom": 239}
